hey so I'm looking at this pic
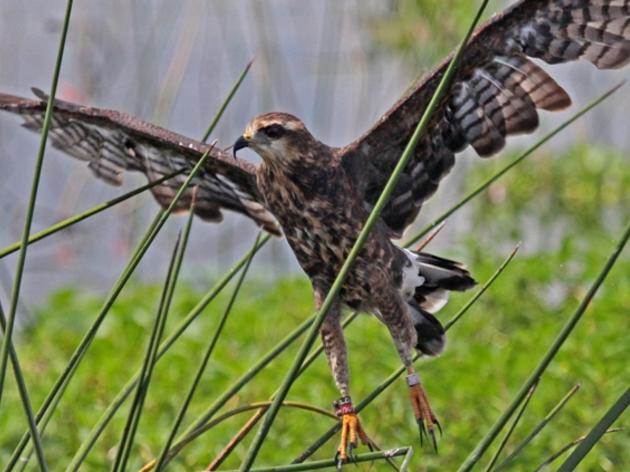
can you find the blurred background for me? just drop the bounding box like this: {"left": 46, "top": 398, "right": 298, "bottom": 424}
{"left": 0, "top": 1, "right": 629, "bottom": 470}
{"left": 1, "top": 0, "right": 628, "bottom": 306}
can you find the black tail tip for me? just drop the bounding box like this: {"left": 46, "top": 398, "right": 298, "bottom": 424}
{"left": 413, "top": 310, "right": 446, "bottom": 356}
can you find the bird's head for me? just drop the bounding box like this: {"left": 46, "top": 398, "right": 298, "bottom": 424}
{"left": 233, "top": 112, "right": 315, "bottom": 166}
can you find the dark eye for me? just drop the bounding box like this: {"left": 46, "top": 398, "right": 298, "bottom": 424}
{"left": 262, "top": 124, "right": 284, "bottom": 139}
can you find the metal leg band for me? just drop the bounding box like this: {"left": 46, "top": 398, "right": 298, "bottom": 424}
{"left": 406, "top": 373, "right": 421, "bottom": 387}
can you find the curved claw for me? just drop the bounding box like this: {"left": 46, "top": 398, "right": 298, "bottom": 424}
{"left": 348, "top": 442, "right": 356, "bottom": 464}
{"left": 435, "top": 418, "right": 443, "bottom": 437}
{"left": 429, "top": 428, "right": 438, "bottom": 453}
{"left": 409, "top": 382, "right": 441, "bottom": 453}
{"left": 417, "top": 417, "right": 426, "bottom": 447}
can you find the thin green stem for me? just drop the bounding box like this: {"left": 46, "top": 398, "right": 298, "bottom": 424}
{"left": 64, "top": 234, "right": 271, "bottom": 471}
{"left": 7, "top": 214, "right": 163, "bottom": 472}
{"left": 112, "top": 234, "right": 183, "bottom": 472}
{"left": 201, "top": 59, "right": 254, "bottom": 143}
{"left": 177, "top": 312, "right": 312, "bottom": 440}
{"left": 445, "top": 244, "right": 519, "bottom": 331}
{"left": 0, "top": 170, "right": 184, "bottom": 260}
{"left": 5, "top": 145, "right": 215, "bottom": 472}
{"left": 113, "top": 199, "right": 196, "bottom": 471}
{"left": 239, "top": 3, "right": 490, "bottom": 469}
{"left": 162, "top": 312, "right": 361, "bottom": 470}
{"left": 457, "top": 220, "right": 630, "bottom": 472}
{"left": 0, "top": 302, "right": 48, "bottom": 471}
{"left": 140, "top": 401, "right": 338, "bottom": 471}
{"left": 399, "top": 447, "right": 414, "bottom": 472}
{"left": 153, "top": 232, "right": 262, "bottom": 471}
{"left": 292, "top": 244, "right": 518, "bottom": 464}
{"left": 10, "top": 56, "right": 253, "bottom": 469}
{"left": 557, "top": 388, "right": 630, "bottom": 472}
{"left": 402, "top": 82, "right": 625, "bottom": 248}
{"left": 484, "top": 382, "right": 538, "bottom": 472}
{"left": 228, "top": 448, "right": 410, "bottom": 472}
{"left": 495, "top": 384, "right": 581, "bottom": 471}
{"left": 536, "top": 428, "right": 622, "bottom": 472}
{"left": 0, "top": 0, "right": 74, "bottom": 406}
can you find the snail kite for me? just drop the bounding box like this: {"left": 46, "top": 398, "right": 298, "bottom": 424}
{"left": 1, "top": 0, "right": 629, "bottom": 462}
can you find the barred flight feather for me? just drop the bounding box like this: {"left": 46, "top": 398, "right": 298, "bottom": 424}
{"left": 342, "top": 0, "right": 630, "bottom": 237}
{"left": 0, "top": 89, "right": 280, "bottom": 235}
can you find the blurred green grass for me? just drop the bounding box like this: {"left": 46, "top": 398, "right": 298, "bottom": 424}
{"left": 2, "top": 254, "right": 629, "bottom": 470}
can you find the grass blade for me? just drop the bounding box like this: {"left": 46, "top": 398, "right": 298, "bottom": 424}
{"left": 0, "top": 0, "right": 74, "bottom": 405}
{"left": 239, "top": 2, "right": 490, "bottom": 468}
{"left": 0, "top": 170, "right": 184, "bottom": 260}
{"left": 206, "top": 410, "right": 266, "bottom": 471}
{"left": 445, "top": 244, "right": 519, "bottom": 331}
{"left": 402, "top": 82, "right": 625, "bottom": 247}
{"left": 64, "top": 234, "right": 271, "bottom": 471}
{"left": 162, "top": 312, "right": 361, "bottom": 470}
{"left": 292, "top": 244, "right": 519, "bottom": 464}
{"left": 399, "top": 447, "right": 414, "bottom": 472}
{"left": 112, "top": 195, "right": 196, "bottom": 471}
{"left": 0, "top": 302, "right": 48, "bottom": 471}
{"left": 153, "top": 232, "right": 262, "bottom": 471}
{"left": 10, "top": 57, "right": 254, "bottom": 470}
{"left": 557, "top": 388, "right": 630, "bottom": 472}
{"left": 112, "top": 233, "right": 184, "bottom": 471}
{"left": 494, "top": 384, "right": 581, "bottom": 471}
{"left": 201, "top": 58, "right": 254, "bottom": 143}
{"left": 457, "top": 220, "right": 630, "bottom": 472}
{"left": 140, "top": 400, "right": 339, "bottom": 472}
{"left": 5, "top": 145, "right": 215, "bottom": 471}
{"left": 536, "top": 428, "right": 622, "bottom": 471}
{"left": 484, "top": 382, "right": 538, "bottom": 472}
{"left": 226, "top": 447, "right": 411, "bottom": 472}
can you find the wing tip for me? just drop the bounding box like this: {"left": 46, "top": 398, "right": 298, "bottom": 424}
{"left": 0, "top": 91, "right": 28, "bottom": 109}
{"left": 31, "top": 87, "right": 47, "bottom": 101}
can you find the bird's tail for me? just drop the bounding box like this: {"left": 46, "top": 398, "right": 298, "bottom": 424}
{"left": 401, "top": 249, "right": 476, "bottom": 356}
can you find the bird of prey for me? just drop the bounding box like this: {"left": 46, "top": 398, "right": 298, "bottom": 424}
{"left": 1, "top": 0, "right": 629, "bottom": 463}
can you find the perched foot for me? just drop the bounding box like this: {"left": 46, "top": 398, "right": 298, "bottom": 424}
{"left": 407, "top": 372, "right": 442, "bottom": 451}
{"left": 333, "top": 396, "right": 373, "bottom": 468}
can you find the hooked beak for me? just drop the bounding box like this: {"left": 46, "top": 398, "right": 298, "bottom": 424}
{"left": 232, "top": 135, "right": 250, "bottom": 159}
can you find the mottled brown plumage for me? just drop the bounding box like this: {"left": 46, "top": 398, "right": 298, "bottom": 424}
{"left": 2, "top": 0, "right": 629, "bottom": 459}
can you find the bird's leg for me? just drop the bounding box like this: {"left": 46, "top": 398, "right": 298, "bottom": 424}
{"left": 332, "top": 395, "right": 373, "bottom": 465}
{"left": 406, "top": 366, "right": 441, "bottom": 451}
{"left": 377, "top": 288, "right": 441, "bottom": 451}
{"left": 315, "top": 287, "right": 373, "bottom": 466}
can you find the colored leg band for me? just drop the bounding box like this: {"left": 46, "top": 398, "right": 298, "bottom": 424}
{"left": 333, "top": 395, "right": 354, "bottom": 417}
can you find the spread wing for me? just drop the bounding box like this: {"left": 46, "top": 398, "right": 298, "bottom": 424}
{"left": 341, "top": 0, "right": 630, "bottom": 237}
{"left": 0, "top": 89, "right": 280, "bottom": 235}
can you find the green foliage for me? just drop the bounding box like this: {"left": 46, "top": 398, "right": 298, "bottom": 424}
{"left": 370, "top": 0, "right": 501, "bottom": 65}
{"left": 2, "top": 236, "right": 629, "bottom": 470}
{"left": 464, "top": 143, "right": 630, "bottom": 249}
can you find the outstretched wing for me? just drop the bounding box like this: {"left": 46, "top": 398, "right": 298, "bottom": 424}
{"left": 341, "top": 0, "right": 630, "bottom": 237}
{"left": 0, "top": 89, "right": 280, "bottom": 235}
